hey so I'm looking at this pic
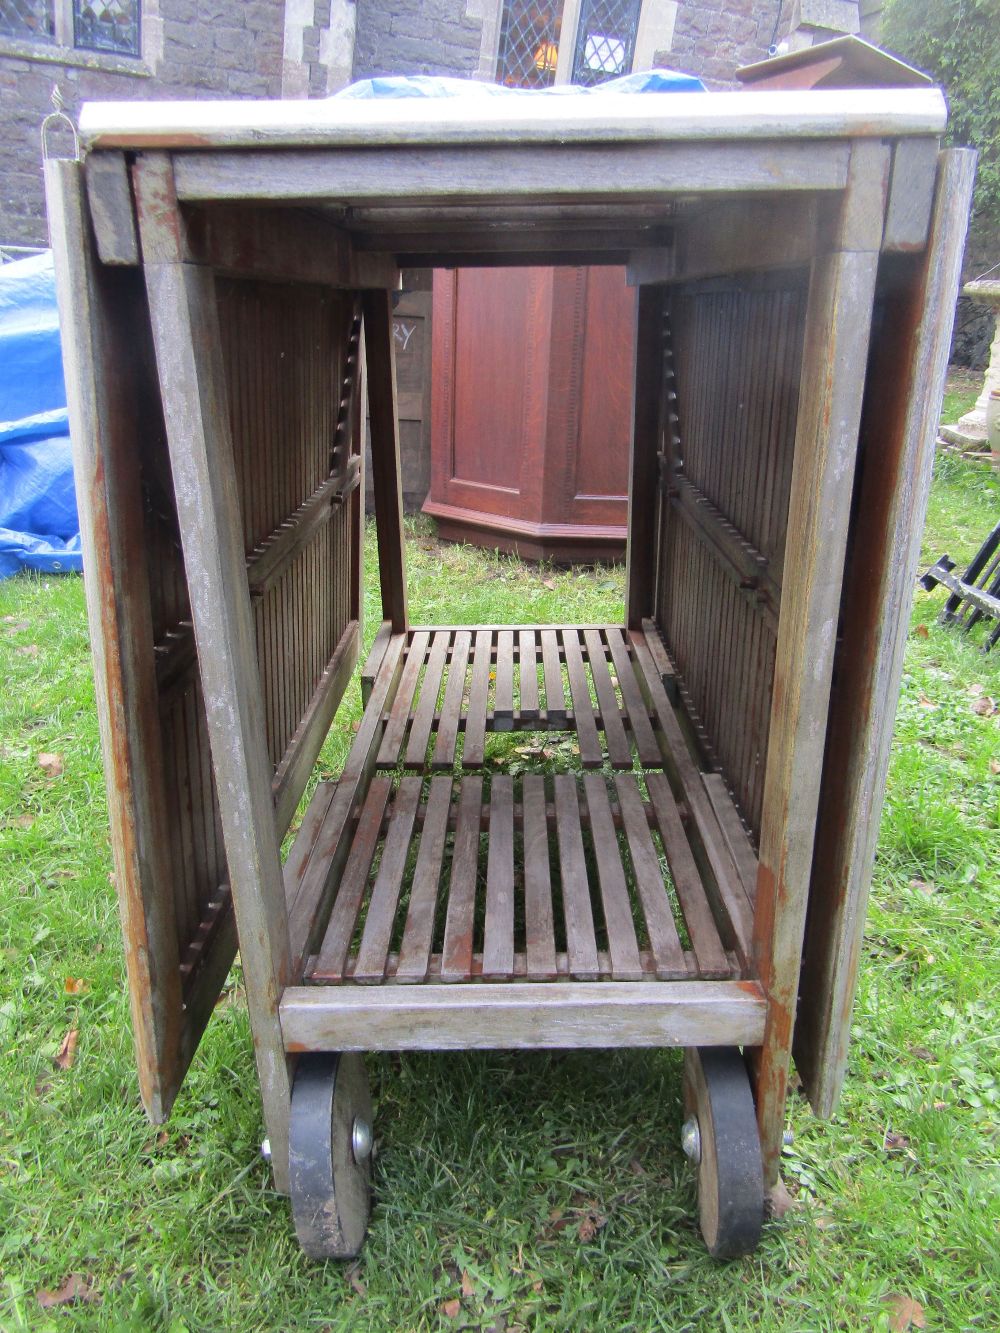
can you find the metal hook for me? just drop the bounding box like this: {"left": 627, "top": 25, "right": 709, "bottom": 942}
{"left": 41, "top": 85, "right": 80, "bottom": 162}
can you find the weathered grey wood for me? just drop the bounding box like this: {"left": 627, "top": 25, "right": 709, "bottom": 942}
{"left": 626, "top": 285, "right": 664, "bottom": 628}
{"left": 283, "top": 782, "right": 337, "bottom": 910}
{"left": 655, "top": 195, "right": 819, "bottom": 287}
{"left": 482, "top": 776, "right": 515, "bottom": 979}
{"left": 135, "top": 156, "right": 293, "bottom": 1189}
{"left": 462, "top": 629, "right": 492, "bottom": 766}
{"left": 522, "top": 774, "right": 557, "bottom": 980}
{"left": 85, "top": 151, "right": 139, "bottom": 265}
{"left": 361, "top": 620, "right": 392, "bottom": 707}
{"left": 518, "top": 629, "right": 539, "bottom": 720}
{"left": 377, "top": 629, "right": 429, "bottom": 768}
{"left": 82, "top": 87, "right": 946, "bottom": 153}
{"left": 246, "top": 463, "right": 361, "bottom": 600}
{"left": 172, "top": 142, "right": 852, "bottom": 207}
{"left": 582, "top": 775, "right": 644, "bottom": 980}
{"left": 362, "top": 288, "right": 408, "bottom": 632}
{"left": 440, "top": 777, "right": 483, "bottom": 982}
{"left": 554, "top": 775, "right": 599, "bottom": 980}
{"left": 637, "top": 620, "right": 677, "bottom": 691}
{"left": 752, "top": 139, "right": 888, "bottom": 1187}
{"left": 312, "top": 778, "right": 392, "bottom": 981}
{"left": 404, "top": 630, "right": 448, "bottom": 768}
{"left": 702, "top": 773, "right": 758, "bottom": 906}
{"left": 562, "top": 630, "right": 601, "bottom": 766}
{"left": 614, "top": 774, "right": 689, "bottom": 978}
{"left": 353, "top": 779, "right": 422, "bottom": 982}
{"left": 883, "top": 137, "right": 940, "bottom": 253}
{"left": 540, "top": 629, "right": 566, "bottom": 725}
{"left": 494, "top": 629, "right": 514, "bottom": 730}
{"left": 604, "top": 628, "right": 661, "bottom": 766}
{"left": 432, "top": 629, "right": 471, "bottom": 769}
{"left": 395, "top": 777, "right": 452, "bottom": 982}
{"left": 45, "top": 158, "right": 183, "bottom": 1123}
{"left": 280, "top": 979, "right": 767, "bottom": 1052}
{"left": 796, "top": 149, "right": 977, "bottom": 1117}
{"left": 584, "top": 629, "right": 631, "bottom": 767}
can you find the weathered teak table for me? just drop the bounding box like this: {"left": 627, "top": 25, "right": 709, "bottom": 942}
{"left": 45, "top": 85, "right": 974, "bottom": 1259}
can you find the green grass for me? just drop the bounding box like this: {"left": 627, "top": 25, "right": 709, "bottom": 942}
{"left": 1, "top": 447, "right": 998, "bottom": 1330}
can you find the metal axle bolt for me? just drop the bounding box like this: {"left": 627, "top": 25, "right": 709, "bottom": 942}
{"left": 352, "top": 1116, "right": 373, "bottom": 1164}
{"left": 681, "top": 1116, "right": 701, "bottom": 1165}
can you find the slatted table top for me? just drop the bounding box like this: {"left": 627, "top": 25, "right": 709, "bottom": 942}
{"left": 284, "top": 623, "right": 758, "bottom": 991}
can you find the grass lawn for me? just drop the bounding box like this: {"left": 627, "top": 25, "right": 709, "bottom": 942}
{"left": 1, "top": 402, "right": 998, "bottom": 1329}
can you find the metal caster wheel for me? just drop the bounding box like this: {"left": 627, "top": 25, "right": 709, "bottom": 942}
{"left": 289, "top": 1053, "right": 373, "bottom": 1259}
{"left": 682, "top": 1047, "right": 763, "bottom": 1259}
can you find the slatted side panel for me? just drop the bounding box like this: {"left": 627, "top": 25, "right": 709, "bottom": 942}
{"left": 656, "top": 274, "right": 807, "bottom": 840}
{"left": 218, "top": 278, "right": 358, "bottom": 771}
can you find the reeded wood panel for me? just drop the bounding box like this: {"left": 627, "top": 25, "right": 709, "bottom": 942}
{"left": 656, "top": 273, "right": 808, "bottom": 840}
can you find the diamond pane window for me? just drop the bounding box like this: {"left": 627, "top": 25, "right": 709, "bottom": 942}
{"left": 0, "top": 0, "right": 55, "bottom": 42}
{"left": 496, "top": 0, "right": 562, "bottom": 90}
{"left": 571, "top": 0, "right": 641, "bottom": 86}
{"left": 73, "top": 0, "right": 139, "bottom": 56}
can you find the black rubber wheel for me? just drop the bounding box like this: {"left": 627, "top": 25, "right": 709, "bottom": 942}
{"left": 289, "top": 1053, "right": 373, "bottom": 1259}
{"left": 682, "top": 1047, "right": 764, "bottom": 1259}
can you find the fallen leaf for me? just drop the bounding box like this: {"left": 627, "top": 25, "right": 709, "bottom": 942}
{"left": 351, "top": 719, "right": 361, "bottom": 733}
{"left": 916, "top": 692, "right": 937, "bottom": 710}
{"left": 628, "top": 1157, "right": 646, "bottom": 1176}
{"left": 12, "top": 813, "right": 35, "bottom": 830}
{"left": 972, "top": 695, "right": 996, "bottom": 717}
{"left": 54, "top": 1027, "right": 78, "bottom": 1070}
{"left": 345, "top": 1262, "right": 366, "bottom": 1297}
{"left": 908, "top": 1045, "right": 935, "bottom": 1062}
{"left": 37, "top": 1274, "right": 100, "bottom": 1308}
{"left": 883, "top": 1129, "right": 910, "bottom": 1153}
{"left": 913, "top": 624, "right": 929, "bottom": 639}
{"left": 461, "top": 1270, "right": 475, "bottom": 1298}
{"left": 577, "top": 1210, "right": 607, "bottom": 1242}
{"left": 542, "top": 578, "right": 556, "bottom": 591}
{"left": 884, "top": 1294, "right": 926, "bottom": 1331}
{"left": 966, "top": 682, "right": 985, "bottom": 697}
{"left": 768, "top": 1178, "right": 799, "bottom": 1219}
{"left": 3, "top": 619, "right": 30, "bottom": 633}
{"left": 532, "top": 1281, "right": 543, "bottom": 1294}
{"left": 441, "top": 1298, "right": 461, "bottom": 1319}
{"left": 64, "top": 978, "right": 90, "bottom": 995}
{"left": 17, "top": 644, "right": 40, "bottom": 658}
{"left": 990, "top": 758, "right": 1000, "bottom": 775}
{"left": 814, "top": 1213, "right": 836, "bottom": 1230}
{"left": 909, "top": 877, "right": 937, "bottom": 897}
{"left": 37, "top": 752, "right": 64, "bottom": 777}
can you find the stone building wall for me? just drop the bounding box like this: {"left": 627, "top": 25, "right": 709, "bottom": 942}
{"left": 351, "top": 0, "right": 483, "bottom": 80}
{"left": 1, "top": 0, "right": 286, "bottom": 247}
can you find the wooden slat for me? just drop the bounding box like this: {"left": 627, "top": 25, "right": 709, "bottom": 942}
{"left": 522, "top": 774, "right": 557, "bottom": 980}
{"left": 638, "top": 619, "right": 676, "bottom": 691}
{"left": 440, "top": 777, "right": 483, "bottom": 981}
{"left": 282, "top": 781, "right": 336, "bottom": 909}
{"left": 642, "top": 773, "right": 729, "bottom": 977}
{"left": 462, "top": 629, "right": 492, "bottom": 767}
{"left": 518, "top": 629, "right": 539, "bottom": 720}
{"left": 626, "top": 284, "right": 664, "bottom": 627}
{"left": 362, "top": 289, "right": 407, "bottom": 632}
{"left": 85, "top": 150, "right": 139, "bottom": 265}
{"left": 361, "top": 620, "right": 392, "bottom": 707}
{"left": 312, "top": 777, "right": 392, "bottom": 981}
{"left": 482, "top": 776, "right": 515, "bottom": 979}
{"left": 562, "top": 629, "right": 601, "bottom": 767}
{"left": 629, "top": 632, "right": 754, "bottom": 960}
{"left": 432, "top": 629, "right": 472, "bottom": 769}
{"left": 494, "top": 628, "right": 514, "bottom": 730}
{"left": 353, "top": 779, "right": 422, "bottom": 982}
{"left": 582, "top": 775, "right": 643, "bottom": 980}
{"left": 540, "top": 629, "right": 566, "bottom": 725}
{"left": 404, "top": 630, "right": 449, "bottom": 768}
{"left": 395, "top": 777, "right": 452, "bottom": 982}
{"left": 702, "top": 773, "right": 758, "bottom": 905}
{"left": 377, "top": 628, "right": 430, "bottom": 768}
{"left": 614, "top": 775, "right": 690, "bottom": 978}
{"left": 584, "top": 629, "right": 632, "bottom": 767}
{"left": 281, "top": 979, "right": 768, "bottom": 1052}
{"left": 605, "top": 627, "right": 661, "bottom": 766}
{"left": 554, "top": 775, "right": 599, "bottom": 980}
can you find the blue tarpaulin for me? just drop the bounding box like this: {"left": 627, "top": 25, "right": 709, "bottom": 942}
{"left": 0, "top": 251, "right": 82, "bottom": 579}
{"left": 337, "top": 69, "right": 705, "bottom": 99}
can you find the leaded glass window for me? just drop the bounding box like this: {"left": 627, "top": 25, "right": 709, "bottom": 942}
{"left": 496, "top": 0, "right": 562, "bottom": 89}
{"left": 73, "top": 0, "right": 139, "bottom": 56}
{"left": 571, "top": 0, "right": 642, "bottom": 86}
{"left": 0, "top": 0, "right": 55, "bottom": 42}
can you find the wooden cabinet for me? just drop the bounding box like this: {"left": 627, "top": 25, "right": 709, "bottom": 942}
{"left": 424, "top": 264, "right": 635, "bottom": 561}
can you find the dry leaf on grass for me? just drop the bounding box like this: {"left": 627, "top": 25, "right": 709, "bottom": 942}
{"left": 916, "top": 693, "right": 937, "bottom": 710}
{"left": 767, "top": 1178, "right": 799, "bottom": 1219}
{"left": 576, "top": 1209, "right": 607, "bottom": 1242}
{"left": 990, "top": 758, "right": 1000, "bottom": 775}
{"left": 885, "top": 1294, "right": 926, "bottom": 1331}
{"left": 37, "top": 1274, "right": 100, "bottom": 1308}
{"left": 913, "top": 624, "right": 929, "bottom": 639}
{"left": 54, "top": 1027, "right": 78, "bottom": 1070}
{"left": 64, "top": 977, "right": 90, "bottom": 995}
{"left": 441, "top": 1298, "right": 462, "bottom": 1319}
{"left": 345, "top": 1263, "right": 366, "bottom": 1297}
{"left": 37, "top": 752, "right": 64, "bottom": 777}
{"left": 17, "top": 644, "right": 40, "bottom": 658}
{"left": 542, "top": 578, "right": 556, "bottom": 591}
{"left": 972, "top": 695, "right": 996, "bottom": 717}
{"left": 909, "top": 878, "right": 937, "bottom": 897}
{"left": 12, "top": 813, "right": 35, "bottom": 829}
{"left": 460, "top": 1270, "right": 475, "bottom": 1299}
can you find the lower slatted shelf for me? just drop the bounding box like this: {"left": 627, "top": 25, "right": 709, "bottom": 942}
{"left": 284, "top": 624, "right": 759, "bottom": 996}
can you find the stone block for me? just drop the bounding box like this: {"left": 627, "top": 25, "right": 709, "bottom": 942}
{"left": 790, "top": 0, "right": 860, "bottom": 34}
